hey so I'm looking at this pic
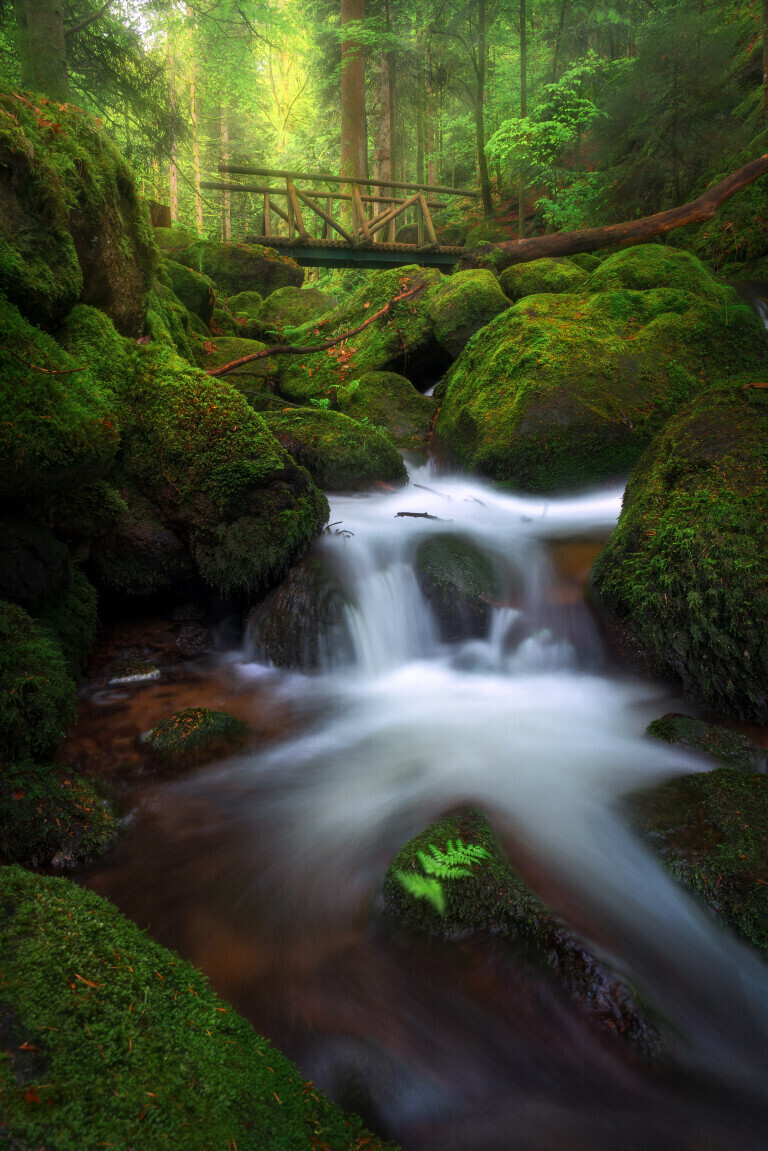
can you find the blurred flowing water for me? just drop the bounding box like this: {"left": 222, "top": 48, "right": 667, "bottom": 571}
{"left": 83, "top": 462, "right": 768, "bottom": 1149}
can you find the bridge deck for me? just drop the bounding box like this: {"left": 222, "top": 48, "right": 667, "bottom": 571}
{"left": 247, "top": 234, "right": 465, "bottom": 269}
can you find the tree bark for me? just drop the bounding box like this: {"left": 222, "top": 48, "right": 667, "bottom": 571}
{"left": 14, "top": 0, "right": 32, "bottom": 89}
{"left": 763, "top": 0, "right": 768, "bottom": 124}
{"left": 340, "top": 0, "right": 367, "bottom": 181}
{"left": 190, "top": 67, "right": 204, "bottom": 234}
{"left": 375, "top": 44, "right": 392, "bottom": 193}
{"left": 475, "top": 0, "right": 493, "bottom": 216}
{"left": 518, "top": 0, "right": 527, "bottom": 239}
{"left": 169, "top": 57, "right": 179, "bottom": 223}
{"left": 19, "top": 0, "right": 68, "bottom": 101}
{"left": 220, "top": 103, "right": 231, "bottom": 242}
{"left": 493, "top": 153, "right": 768, "bottom": 263}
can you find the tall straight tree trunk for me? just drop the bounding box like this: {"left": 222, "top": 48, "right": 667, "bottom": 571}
{"left": 376, "top": 51, "right": 392, "bottom": 188}
{"left": 190, "top": 69, "right": 204, "bottom": 234}
{"left": 475, "top": 0, "right": 493, "bottom": 216}
{"left": 763, "top": 0, "right": 768, "bottom": 123}
{"left": 551, "top": 0, "right": 567, "bottom": 80}
{"left": 340, "top": 0, "right": 367, "bottom": 180}
{"left": 518, "top": 0, "right": 527, "bottom": 238}
{"left": 16, "top": 0, "right": 68, "bottom": 100}
{"left": 169, "top": 57, "right": 179, "bottom": 223}
{"left": 220, "top": 103, "right": 231, "bottom": 241}
{"left": 416, "top": 99, "right": 425, "bottom": 185}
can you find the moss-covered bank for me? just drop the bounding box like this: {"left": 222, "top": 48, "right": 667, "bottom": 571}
{"left": 591, "top": 373, "right": 768, "bottom": 722}
{"left": 0, "top": 866, "right": 398, "bottom": 1150}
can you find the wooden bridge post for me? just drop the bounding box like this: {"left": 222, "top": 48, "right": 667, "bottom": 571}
{"left": 263, "top": 190, "right": 271, "bottom": 237}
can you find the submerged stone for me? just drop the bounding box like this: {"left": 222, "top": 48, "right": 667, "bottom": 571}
{"left": 108, "top": 648, "right": 160, "bottom": 684}
{"left": 414, "top": 534, "right": 500, "bottom": 641}
{"left": 142, "top": 707, "right": 247, "bottom": 759}
{"left": 176, "top": 625, "right": 213, "bottom": 659}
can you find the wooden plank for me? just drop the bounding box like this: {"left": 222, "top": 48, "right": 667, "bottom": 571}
{"left": 368, "top": 192, "right": 421, "bottom": 238}
{"left": 263, "top": 191, "right": 271, "bottom": 237}
{"left": 418, "top": 193, "right": 438, "bottom": 246}
{"left": 352, "top": 186, "right": 372, "bottom": 245}
{"left": 202, "top": 180, "right": 447, "bottom": 210}
{"left": 218, "top": 164, "right": 477, "bottom": 197}
{"left": 294, "top": 185, "right": 353, "bottom": 243}
{"left": 286, "top": 180, "right": 309, "bottom": 238}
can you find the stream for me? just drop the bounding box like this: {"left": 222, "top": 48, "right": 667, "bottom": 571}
{"left": 69, "top": 461, "right": 768, "bottom": 1150}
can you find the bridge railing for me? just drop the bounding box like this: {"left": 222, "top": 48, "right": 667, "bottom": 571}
{"left": 201, "top": 166, "right": 477, "bottom": 252}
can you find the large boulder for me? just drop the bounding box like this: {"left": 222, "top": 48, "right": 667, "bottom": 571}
{"left": 192, "top": 336, "right": 278, "bottom": 387}
{"left": 277, "top": 265, "right": 450, "bottom": 403}
{"left": 435, "top": 245, "right": 768, "bottom": 491}
{"left": 263, "top": 408, "right": 407, "bottom": 491}
{"left": 257, "top": 285, "right": 332, "bottom": 332}
{"left": 161, "top": 259, "right": 215, "bottom": 325}
{"left": 334, "top": 371, "right": 438, "bottom": 450}
{"left": 499, "top": 257, "right": 587, "bottom": 302}
{"left": 0, "top": 865, "right": 398, "bottom": 1150}
{"left": 0, "top": 520, "right": 71, "bottom": 609}
{"left": 0, "top": 601, "right": 76, "bottom": 761}
{"left": 172, "top": 237, "right": 304, "bottom": 296}
{"left": 427, "top": 269, "right": 509, "bottom": 359}
{"left": 0, "top": 85, "right": 155, "bottom": 335}
{"left": 591, "top": 374, "right": 768, "bottom": 722}
{"left": 414, "top": 534, "right": 500, "bottom": 641}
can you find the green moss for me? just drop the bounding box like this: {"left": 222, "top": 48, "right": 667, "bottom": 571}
{"left": 414, "top": 534, "right": 499, "bottom": 641}
{"left": 0, "top": 294, "right": 121, "bottom": 502}
{"left": 646, "top": 713, "right": 763, "bottom": 773}
{"left": 143, "top": 707, "right": 247, "bottom": 762}
{"left": 0, "top": 763, "right": 116, "bottom": 866}
{"left": 0, "top": 85, "right": 155, "bottom": 335}
{"left": 427, "top": 269, "right": 509, "bottom": 359}
{"left": 0, "top": 865, "right": 398, "bottom": 1150}
{"left": 33, "top": 568, "right": 99, "bottom": 676}
{"left": 193, "top": 336, "right": 277, "bottom": 383}
{"left": 465, "top": 221, "right": 511, "bottom": 248}
{"left": 585, "top": 244, "right": 725, "bottom": 300}
{"left": 55, "top": 303, "right": 134, "bottom": 388}
{"left": 278, "top": 266, "right": 446, "bottom": 403}
{"left": 161, "top": 259, "right": 215, "bottom": 325}
{"left": 436, "top": 249, "right": 768, "bottom": 491}
{"left": 226, "top": 289, "right": 263, "bottom": 318}
{"left": 257, "top": 286, "right": 331, "bottom": 332}
{"left": 263, "top": 408, "right": 407, "bottom": 491}
{"left": 568, "top": 252, "right": 603, "bottom": 272}
{"left": 37, "top": 480, "right": 128, "bottom": 548}
{"left": 334, "top": 371, "right": 437, "bottom": 450}
{"left": 152, "top": 224, "right": 200, "bottom": 256}
{"left": 145, "top": 281, "right": 197, "bottom": 365}
{"left": 109, "top": 648, "right": 159, "bottom": 683}
{"left": 592, "top": 374, "right": 768, "bottom": 722}
{"left": 0, "top": 601, "right": 76, "bottom": 761}
{"left": 174, "top": 238, "right": 303, "bottom": 297}
{"left": 499, "top": 257, "right": 587, "bottom": 302}
{"left": 633, "top": 767, "right": 768, "bottom": 956}
{"left": 120, "top": 344, "right": 328, "bottom": 596}
{"left": 455, "top": 241, "right": 515, "bottom": 277}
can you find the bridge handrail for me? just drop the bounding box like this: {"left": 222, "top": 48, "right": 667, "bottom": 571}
{"left": 218, "top": 164, "right": 477, "bottom": 199}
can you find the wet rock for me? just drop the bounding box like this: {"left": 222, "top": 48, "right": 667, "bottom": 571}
{"left": 170, "top": 602, "right": 207, "bottom": 623}
{"left": 89, "top": 484, "right": 195, "bottom": 598}
{"left": 142, "top": 707, "right": 247, "bottom": 761}
{"left": 108, "top": 648, "right": 160, "bottom": 684}
{"left": 246, "top": 556, "right": 352, "bottom": 670}
{"left": 176, "top": 625, "right": 212, "bottom": 659}
{"left": 414, "top": 534, "right": 500, "bottom": 642}
{"left": 380, "top": 811, "right": 660, "bottom": 1056}
{"left": 647, "top": 713, "right": 765, "bottom": 773}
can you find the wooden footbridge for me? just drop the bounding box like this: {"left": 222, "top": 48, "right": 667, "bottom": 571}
{"left": 201, "top": 166, "right": 476, "bottom": 269}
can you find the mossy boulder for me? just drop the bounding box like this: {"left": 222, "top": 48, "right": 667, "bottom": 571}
{"left": 591, "top": 374, "right": 768, "bottom": 722}
{"left": 119, "top": 344, "right": 329, "bottom": 596}
{"left": 586, "top": 244, "right": 722, "bottom": 299}
{"left": 0, "top": 865, "right": 398, "bottom": 1151}
{"left": 0, "top": 520, "right": 71, "bottom": 609}
{"left": 161, "top": 259, "right": 215, "bottom": 325}
{"left": 465, "top": 220, "right": 511, "bottom": 248}
{"left": 246, "top": 556, "right": 352, "bottom": 670}
{"left": 258, "top": 285, "right": 332, "bottom": 332}
{"left": 0, "top": 86, "right": 155, "bottom": 335}
{"left": 414, "top": 534, "right": 499, "bottom": 641}
{"left": 647, "top": 713, "right": 764, "bottom": 773}
{"left": 435, "top": 247, "right": 768, "bottom": 491}
{"left": 33, "top": 567, "right": 99, "bottom": 676}
{"left": 193, "top": 335, "right": 277, "bottom": 384}
{"left": 226, "top": 289, "right": 264, "bottom": 319}
{"left": 499, "top": 257, "right": 587, "bottom": 302}
{"left": 455, "top": 240, "right": 516, "bottom": 277}
{"left": 0, "top": 601, "right": 76, "bottom": 761}
{"left": 108, "top": 648, "right": 160, "bottom": 684}
{"left": 278, "top": 265, "right": 449, "bottom": 404}
{"left": 334, "top": 371, "right": 437, "bottom": 450}
{"left": 0, "top": 763, "right": 116, "bottom": 867}
{"left": 152, "top": 224, "right": 200, "bottom": 256}
{"left": 173, "top": 238, "right": 303, "bottom": 297}
{"left": 0, "top": 295, "right": 121, "bottom": 503}
{"left": 143, "top": 707, "right": 247, "bottom": 762}
{"left": 145, "top": 279, "right": 197, "bottom": 364}
{"left": 381, "top": 812, "right": 657, "bottom": 1051}
{"left": 427, "top": 269, "right": 509, "bottom": 359}
{"left": 263, "top": 408, "right": 407, "bottom": 491}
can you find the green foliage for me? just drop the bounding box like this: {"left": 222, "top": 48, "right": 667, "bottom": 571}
{"left": 33, "top": 568, "right": 99, "bottom": 676}
{"left": 395, "top": 838, "right": 492, "bottom": 915}
{"left": 0, "top": 865, "right": 398, "bottom": 1150}
{"left": 143, "top": 708, "right": 248, "bottom": 762}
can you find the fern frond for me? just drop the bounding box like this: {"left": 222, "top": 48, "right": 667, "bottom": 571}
{"left": 394, "top": 870, "right": 446, "bottom": 915}
{"left": 418, "top": 839, "right": 492, "bottom": 879}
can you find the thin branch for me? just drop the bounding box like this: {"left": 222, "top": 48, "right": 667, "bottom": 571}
{"left": 64, "top": 0, "right": 112, "bottom": 39}
{"left": 0, "top": 344, "right": 84, "bottom": 374}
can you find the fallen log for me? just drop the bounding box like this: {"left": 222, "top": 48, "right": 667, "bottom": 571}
{"left": 493, "top": 153, "right": 768, "bottom": 265}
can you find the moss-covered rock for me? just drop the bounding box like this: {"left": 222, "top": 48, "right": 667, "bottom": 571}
{"left": 120, "top": 344, "right": 329, "bottom": 596}
{"left": 174, "top": 238, "right": 303, "bottom": 297}
{"left": 455, "top": 241, "right": 515, "bottom": 277}
{"left": 192, "top": 335, "right": 277, "bottom": 384}
{"left": 591, "top": 374, "right": 768, "bottom": 722}
{"left": 246, "top": 555, "right": 352, "bottom": 670}
{"left": 381, "top": 812, "right": 657, "bottom": 1051}
{"left": 263, "top": 408, "right": 407, "bottom": 491}
{"left": 435, "top": 247, "right": 768, "bottom": 491}
{"left": 0, "top": 763, "right": 116, "bottom": 867}
{"left": 0, "top": 86, "right": 155, "bottom": 335}
{"left": 0, "top": 865, "right": 398, "bottom": 1151}
{"left": 145, "top": 279, "right": 197, "bottom": 364}
{"left": 0, "top": 601, "right": 76, "bottom": 761}
{"left": 258, "top": 285, "right": 332, "bottom": 332}
{"left": 0, "top": 294, "right": 121, "bottom": 503}
{"left": 585, "top": 244, "right": 722, "bottom": 299}
{"left": 0, "top": 520, "right": 71, "bottom": 609}
{"left": 152, "top": 224, "right": 200, "bottom": 256}
{"left": 278, "top": 266, "right": 449, "bottom": 404}
{"left": 414, "top": 534, "right": 499, "bottom": 641}
{"left": 499, "top": 257, "right": 587, "bottom": 302}
{"left": 568, "top": 251, "right": 603, "bottom": 272}
{"left": 334, "top": 372, "right": 437, "bottom": 450}
{"left": 108, "top": 648, "right": 160, "bottom": 684}
{"left": 226, "top": 289, "right": 263, "bottom": 318}
{"left": 647, "top": 713, "right": 764, "bottom": 773}
{"left": 142, "top": 707, "right": 247, "bottom": 762}
{"left": 161, "top": 259, "right": 215, "bottom": 325}
{"left": 427, "top": 269, "right": 509, "bottom": 359}
{"left": 33, "top": 567, "right": 99, "bottom": 676}
{"left": 465, "top": 220, "right": 511, "bottom": 248}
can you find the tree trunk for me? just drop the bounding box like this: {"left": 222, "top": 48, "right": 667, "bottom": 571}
{"left": 169, "top": 57, "right": 179, "bottom": 224}
{"left": 425, "top": 99, "right": 438, "bottom": 186}
{"left": 551, "top": 0, "right": 567, "bottom": 81}
{"left": 475, "top": 0, "right": 493, "bottom": 216}
{"left": 518, "top": 0, "right": 527, "bottom": 239}
{"left": 376, "top": 48, "right": 392, "bottom": 191}
{"left": 416, "top": 99, "right": 425, "bottom": 185}
{"left": 220, "top": 103, "right": 231, "bottom": 242}
{"left": 340, "top": 0, "right": 367, "bottom": 180}
{"left": 190, "top": 68, "right": 204, "bottom": 234}
{"left": 763, "top": 0, "right": 768, "bottom": 123}
{"left": 493, "top": 153, "right": 768, "bottom": 263}
{"left": 18, "top": 0, "right": 68, "bottom": 101}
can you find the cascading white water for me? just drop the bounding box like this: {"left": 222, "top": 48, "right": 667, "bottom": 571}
{"left": 160, "top": 461, "right": 768, "bottom": 1125}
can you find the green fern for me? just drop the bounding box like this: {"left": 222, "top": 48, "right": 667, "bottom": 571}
{"left": 395, "top": 838, "right": 491, "bottom": 915}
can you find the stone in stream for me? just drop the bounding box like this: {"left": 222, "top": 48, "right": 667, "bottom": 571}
{"left": 141, "top": 707, "right": 247, "bottom": 762}
{"left": 263, "top": 407, "right": 407, "bottom": 491}
{"left": 175, "top": 625, "right": 213, "bottom": 659}
{"left": 108, "top": 648, "right": 160, "bottom": 685}
{"left": 414, "top": 533, "right": 500, "bottom": 642}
